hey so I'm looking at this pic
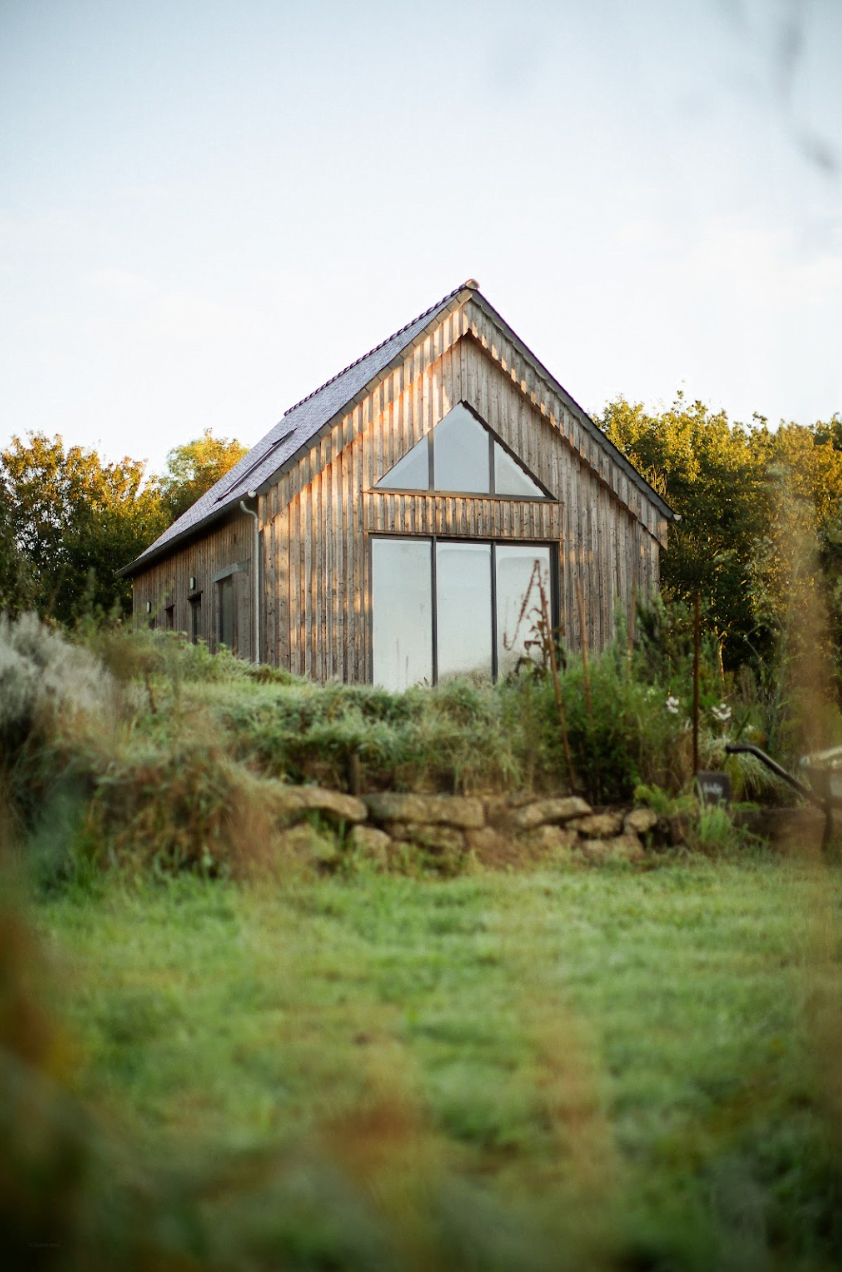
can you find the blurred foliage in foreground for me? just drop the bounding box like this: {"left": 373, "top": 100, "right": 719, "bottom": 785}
{"left": 4, "top": 854, "right": 842, "bottom": 1270}
{"left": 1, "top": 579, "right": 841, "bottom": 1267}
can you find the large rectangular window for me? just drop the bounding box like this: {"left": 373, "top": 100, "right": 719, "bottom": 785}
{"left": 436, "top": 542, "right": 493, "bottom": 679}
{"left": 372, "top": 537, "right": 554, "bottom": 690}
{"left": 496, "top": 545, "right": 551, "bottom": 675}
{"left": 372, "top": 538, "right": 433, "bottom": 691}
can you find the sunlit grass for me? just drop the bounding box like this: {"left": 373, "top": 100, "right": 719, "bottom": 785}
{"left": 34, "top": 855, "right": 842, "bottom": 1269}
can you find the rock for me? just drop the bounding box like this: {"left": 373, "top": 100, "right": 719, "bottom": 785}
{"left": 383, "top": 822, "right": 468, "bottom": 876}
{"left": 385, "top": 823, "right": 466, "bottom": 854}
{"left": 279, "top": 823, "right": 340, "bottom": 869}
{"left": 348, "top": 824, "right": 392, "bottom": 864}
{"left": 607, "top": 833, "right": 645, "bottom": 861}
{"left": 523, "top": 825, "right": 578, "bottom": 855}
{"left": 276, "top": 786, "right": 368, "bottom": 824}
{"left": 364, "top": 793, "right": 484, "bottom": 829}
{"left": 568, "top": 812, "right": 624, "bottom": 838}
{"left": 466, "top": 826, "right": 511, "bottom": 862}
{"left": 482, "top": 795, "right": 513, "bottom": 825}
{"left": 507, "top": 791, "right": 543, "bottom": 809}
{"left": 623, "top": 808, "right": 659, "bottom": 836}
{"left": 512, "top": 797, "right": 592, "bottom": 831}
{"left": 578, "top": 833, "right": 644, "bottom": 863}
{"left": 577, "top": 838, "right": 610, "bottom": 863}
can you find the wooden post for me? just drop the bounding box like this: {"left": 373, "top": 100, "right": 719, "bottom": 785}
{"left": 574, "top": 574, "right": 594, "bottom": 727}
{"left": 693, "top": 590, "right": 701, "bottom": 776}
{"left": 541, "top": 576, "right": 576, "bottom": 793}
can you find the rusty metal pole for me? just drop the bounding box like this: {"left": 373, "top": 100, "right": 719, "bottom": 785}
{"left": 693, "top": 589, "right": 701, "bottom": 776}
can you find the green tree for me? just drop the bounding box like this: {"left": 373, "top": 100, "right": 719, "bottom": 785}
{"left": 597, "top": 393, "right": 770, "bottom": 668}
{"left": 0, "top": 483, "right": 35, "bottom": 616}
{"left": 158, "top": 429, "right": 248, "bottom": 523}
{"left": 597, "top": 396, "right": 842, "bottom": 670}
{"left": 0, "top": 433, "right": 166, "bottom": 624}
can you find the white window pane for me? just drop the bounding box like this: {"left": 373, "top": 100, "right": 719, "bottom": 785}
{"left": 496, "top": 545, "right": 551, "bottom": 675}
{"left": 494, "top": 442, "right": 545, "bottom": 498}
{"left": 436, "top": 542, "right": 492, "bottom": 679}
{"left": 372, "top": 538, "right": 433, "bottom": 690}
{"left": 376, "top": 435, "right": 430, "bottom": 489}
{"left": 433, "top": 404, "right": 490, "bottom": 493}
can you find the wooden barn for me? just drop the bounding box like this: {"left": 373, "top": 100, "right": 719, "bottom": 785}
{"left": 122, "top": 280, "right": 674, "bottom": 690}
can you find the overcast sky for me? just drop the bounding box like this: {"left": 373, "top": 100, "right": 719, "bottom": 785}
{"left": 1, "top": 0, "right": 840, "bottom": 476}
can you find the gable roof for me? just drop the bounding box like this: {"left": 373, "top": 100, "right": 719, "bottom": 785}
{"left": 122, "top": 280, "right": 673, "bottom": 576}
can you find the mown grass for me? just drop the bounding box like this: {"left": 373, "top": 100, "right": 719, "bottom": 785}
{"left": 30, "top": 855, "right": 842, "bottom": 1270}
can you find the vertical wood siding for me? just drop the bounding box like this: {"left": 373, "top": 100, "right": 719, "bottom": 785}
{"left": 265, "top": 333, "right": 661, "bottom": 681}
{"left": 131, "top": 513, "right": 254, "bottom": 658}
{"left": 132, "top": 301, "right": 665, "bottom": 682}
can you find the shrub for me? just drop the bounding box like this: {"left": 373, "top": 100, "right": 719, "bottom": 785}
{"left": 87, "top": 737, "right": 288, "bottom": 885}
{"left": 0, "top": 612, "right": 116, "bottom": 745}
{"left": 0, "top": 613, "right": 120, "bottom": 833}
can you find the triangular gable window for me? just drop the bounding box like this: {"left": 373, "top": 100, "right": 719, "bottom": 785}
{"left": 376, "top": 403, "right": 547, "bottom": 497}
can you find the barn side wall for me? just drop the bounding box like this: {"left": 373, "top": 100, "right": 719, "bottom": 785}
{"left": 130, "top": 512, "right": 255, "bottom": 659}
{"left": 263, "top": 333, "right": 662, "bottom": 682}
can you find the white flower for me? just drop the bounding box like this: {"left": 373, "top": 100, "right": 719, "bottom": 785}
{"left": 665, "top": 695, "right": 680, "bottom": 715}
{"left": 711, "top": 702, "right": 732, "bottom": 724}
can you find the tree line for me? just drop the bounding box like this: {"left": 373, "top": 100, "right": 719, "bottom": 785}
{"left": 596, "top": 394, "right": 842, "bottom": 699}
{"left": 0, "top": 430, "right": 246, "bottom": 625}
{"left": 2, "top": 398, "right": 842, "bottom": 685}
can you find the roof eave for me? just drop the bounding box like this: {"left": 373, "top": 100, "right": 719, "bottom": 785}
{"left": 117, "top": 504, "right": 235, "bottom": 578}
{"left": 466, "top": 293, "right": 677, "bottom": 522}
{"left": 246, "top": 287, "right": 474, "bottom": 496}
{"left": 120, "top": 286, "right": 476, "bottom": 573}
{"left": 120, "top": 279, "right": 675, "bottom": 580}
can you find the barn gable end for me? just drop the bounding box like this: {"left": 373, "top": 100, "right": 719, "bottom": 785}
{"left": 124, "top": 282, "right": 674, "bottom": 683}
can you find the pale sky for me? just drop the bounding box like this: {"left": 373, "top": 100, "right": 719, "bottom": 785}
{"left": 1, "top": 0, "right": 840, "bottom": 477}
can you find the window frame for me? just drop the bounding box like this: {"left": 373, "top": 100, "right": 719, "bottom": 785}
{"left": 374, "top": 401, "right": 554, "bottom": 500}
{"left": 216, "top": 575, "right": 236, "bottom": 653}
{"left": 212, "top": 560, "right": 249, "bottom": 656}
{"left": 189, "top": 592, "right": 202, "bottom": 645}
{"left": 369, "top": 533, "right": 559, "bottom": 688}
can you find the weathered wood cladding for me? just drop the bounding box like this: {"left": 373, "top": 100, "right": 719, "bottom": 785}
{"left": 362, "top": 494, "right": 563, "bottom": 541}
{"left": 131, "top": 513, "right": 254, "bottom": 658}
{"left": 264, "top": 333, "right": 662, "bottom": 681}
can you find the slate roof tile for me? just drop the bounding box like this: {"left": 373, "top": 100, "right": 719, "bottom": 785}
{"left": 123, "top": 281, "right": 466, "bottom": 572}
{"left": 122, "top": 279, "right": 673, "bottom": 577}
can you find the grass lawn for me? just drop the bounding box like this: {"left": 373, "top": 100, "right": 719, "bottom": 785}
{"left": 30, "top": 856, "right": 842, "bottom": 1270}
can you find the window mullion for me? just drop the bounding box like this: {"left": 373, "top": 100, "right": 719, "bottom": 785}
{"left": 431, "top": 536, "right": 438, "bottom": 685}
{"left": 490, "top": 543, "right": 498, "bottom": 681}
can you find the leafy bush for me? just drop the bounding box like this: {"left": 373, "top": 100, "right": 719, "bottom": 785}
{"left": 0, "top": 612, "right": 116, "bottom": 743}
{"left": 0, "top": 613, "right": 120, "bottom": 834}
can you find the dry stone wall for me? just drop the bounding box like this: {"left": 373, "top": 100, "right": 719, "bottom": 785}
{"left": 274, "top": 784, "right": 663, "bottom": 873}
